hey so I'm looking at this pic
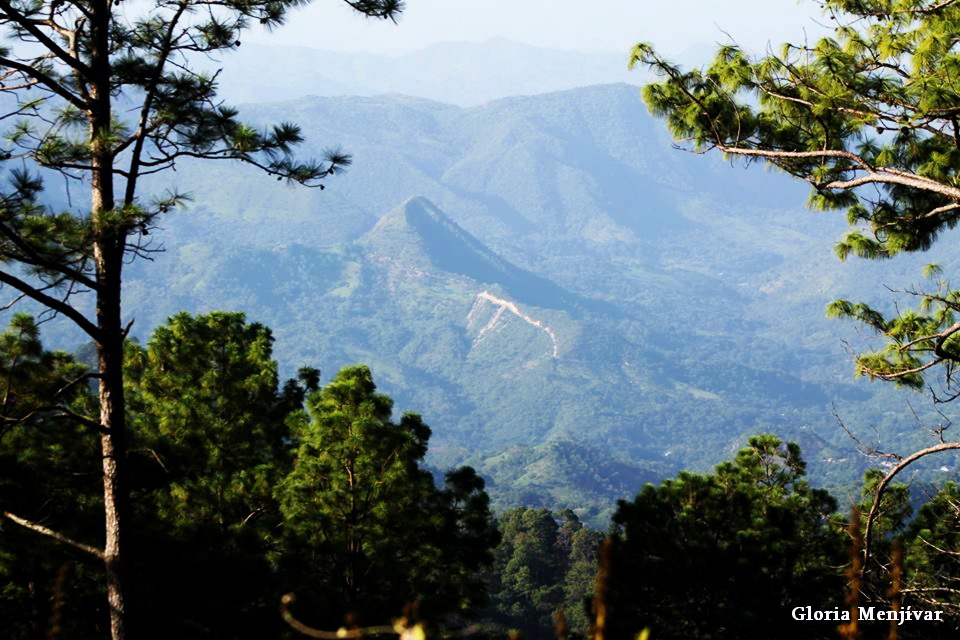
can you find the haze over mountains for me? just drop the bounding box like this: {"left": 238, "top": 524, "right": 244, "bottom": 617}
{"left": 73, "top": 74, "right": 956, "bottom": 519}
{"left": 19, "top": 41, "right": 960, "bottom": 518}
{"left": 212, "top": 38, "right": 642, "bottom": 106}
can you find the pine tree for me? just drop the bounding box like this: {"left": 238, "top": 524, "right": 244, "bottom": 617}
{"left": 607, "top": 436, "right": 844, "bottom": 640}
{"left": 124, "top": 311, "right": 311, "bottom": 637}
{"left": 277, "top": 365, "right": 497, "bottom": 628}
{"left": 561, "top": 525, "right": 602, "bottom": 637}
{"left": 0, "top": 2, "right": 402, "bottom": 637}
{"left": 126, "top": 311, "right": 292, "bottom": 531}
{"left": 633, "top": 0, "right": 960, "bottom": 581}
{"left": 488, "top": 507, "right": 601, "bottom": 640}
{"left": 633, "top": 1, "right": 960, "bottom": 391}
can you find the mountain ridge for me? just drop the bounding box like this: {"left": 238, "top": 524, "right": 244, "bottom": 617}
{"left": 20, "top": 83, "right": 956, "bottom": 516}
{"left": 360, "top": 196, "right": 595, "bottom": 312}
{"left": 212, "top": 40, "right": 642, "bottom": 107}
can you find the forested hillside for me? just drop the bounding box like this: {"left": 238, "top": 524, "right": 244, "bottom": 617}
{"left": 10, "top": 80, "right": 960, "bottom": 517}
{"left": 93, "top": 84, "right": 960, "bottom": 514}
{"left": 8, "top": 0, "right": 960, "bottom": 637}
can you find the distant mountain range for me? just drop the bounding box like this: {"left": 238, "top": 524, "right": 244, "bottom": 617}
{"left": 28, "top": 82, "right": 960, "bottom": 521}
{"left": 209, "top": 38, "right": 643, "bottom": 106}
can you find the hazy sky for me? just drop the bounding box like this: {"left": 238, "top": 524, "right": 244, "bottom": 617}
{"left": 250, "top": 0, "right": 832, "bottom": 57}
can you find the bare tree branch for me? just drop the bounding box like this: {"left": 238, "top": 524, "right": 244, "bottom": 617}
{"left": 0, "top": 269, "right": 98, "bottom": 337}
{"left": 3, "top": 510, "right": 104, "bottom": 559}
{"left": 863, "top": 441, "right": 960, "bottom": 575}
{"left": 0, "top": 0, "right": 91, "bottom": 77}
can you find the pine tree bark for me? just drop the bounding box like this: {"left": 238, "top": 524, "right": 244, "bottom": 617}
{"left": 90, "top": 2, "right": 129, "bottom": 636}
{"left": 96, "top": 291, "right": 129, "bottom": 640}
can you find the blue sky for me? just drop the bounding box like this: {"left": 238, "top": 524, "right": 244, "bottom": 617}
{"left": 251, "top": 0, "right": 832, "bottom": 57}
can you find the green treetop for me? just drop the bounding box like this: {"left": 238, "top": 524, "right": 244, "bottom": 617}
{"left": 126, "top": 311, "right": 294, "bottom": 530}
{"left": 606, "top": 435, "right": 845, "bottom": 640}
{"left": 122, "top": 311, "right": 314, "bottom": 637}
{"left": 487, "top": 507, "right": 601, "bottom": 640}
{"left": 277, "top": 365, "right": 498, "bottom": 629}
{"left": 0, "top": 0, "right": 403, "bottom": 636}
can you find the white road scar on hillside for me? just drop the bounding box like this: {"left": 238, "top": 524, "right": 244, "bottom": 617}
{"left": 467, "top": 291, "right": 559, "bottom": 359}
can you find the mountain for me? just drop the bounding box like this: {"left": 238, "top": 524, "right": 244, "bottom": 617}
{"left": 210, "top": 39, "right": 641, "bottom": 106}
{"left": 27, "top": 84, "right": 960, "bottom": 520}
{"left": 360, "top": 197, "right": 594, "bottom": 310}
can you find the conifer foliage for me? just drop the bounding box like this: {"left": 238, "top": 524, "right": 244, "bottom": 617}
{"left": 278, "top": 365, "right": 499, "bottom": 628}
{"left": 606, "top": 436, "right": 845, "bottom": 640}
{"left": 123, "top": 312, "right": 305, "bottom": 637}
{"left": 632, "top": 0, "right": 960, "bottom": 393}
{"left": 0, "top": 1, "right": 402, "bottom": 637}
{"left": 126, "top": 312, "right": 293, "bottom": 532}
{"left": 488, "top": 507, "right": 602, "bottom": 640}
{"left": 1, "top": 315, "right": 500, "bottom": 637}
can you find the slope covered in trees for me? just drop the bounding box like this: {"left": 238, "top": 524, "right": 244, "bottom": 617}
{"left": 16, "top": 84, "right": 937, "bottom": 516}
{"left": 0, "top": 0, "right": 404, "bottom": 635}
{"left": 0, "top": 313, "right": 500, "bottom": 637}
{"left": 7, "top": 77, "right": 957, "bottom": 517}
{"left": 9, "top": 310, "right": 960, "bottom": 637}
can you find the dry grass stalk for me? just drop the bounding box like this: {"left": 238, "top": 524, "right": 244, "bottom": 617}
{"left": 839, "top": 507, "right": 863, "bottom": 640}
{"left": 591, "top": 537, "right": 612, "bottom": 640}
{"left": 886, "top": 541, "right": 903, "bottom": 640}
{"left": 46, "top": 562, "right": 71, "bottom": 640}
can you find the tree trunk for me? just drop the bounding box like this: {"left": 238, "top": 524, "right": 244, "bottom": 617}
{"left": 90, "top": 2, "right": 129, "bottom": 636}
{"left": 97, "top": 300, "right": 129, "bottom": 640}
{"left": 93, "top": 157, "right": 129, "bottom": 640}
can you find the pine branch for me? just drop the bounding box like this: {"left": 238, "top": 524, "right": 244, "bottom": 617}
{"left": 0, "top": 405, "right": 104, "bottom": 433}
{"left": 934, "top": 321, "right": 960, "bottom": 360}
{"left": 0, "top": 218, "right": 97, "bottom": 290}
{"left": 714, "top": 143, "right": 960, "bottom": 201}
{"left": 0, "top": 55, "right": 85, "bottom": 110}
{"left": 859, "top": 357, "right": 943, "bottom": 381}
{"left": 2, "top": 510, "right": 104, "bottom": 559}
{"left": 0, "top": 0, "right": 91, "bottom": 77}
{"left": 863, "top": 441, "right": 960, "bottom": 576}
{"left": 0, "top": 268, "right": 98, "bottom": 338}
